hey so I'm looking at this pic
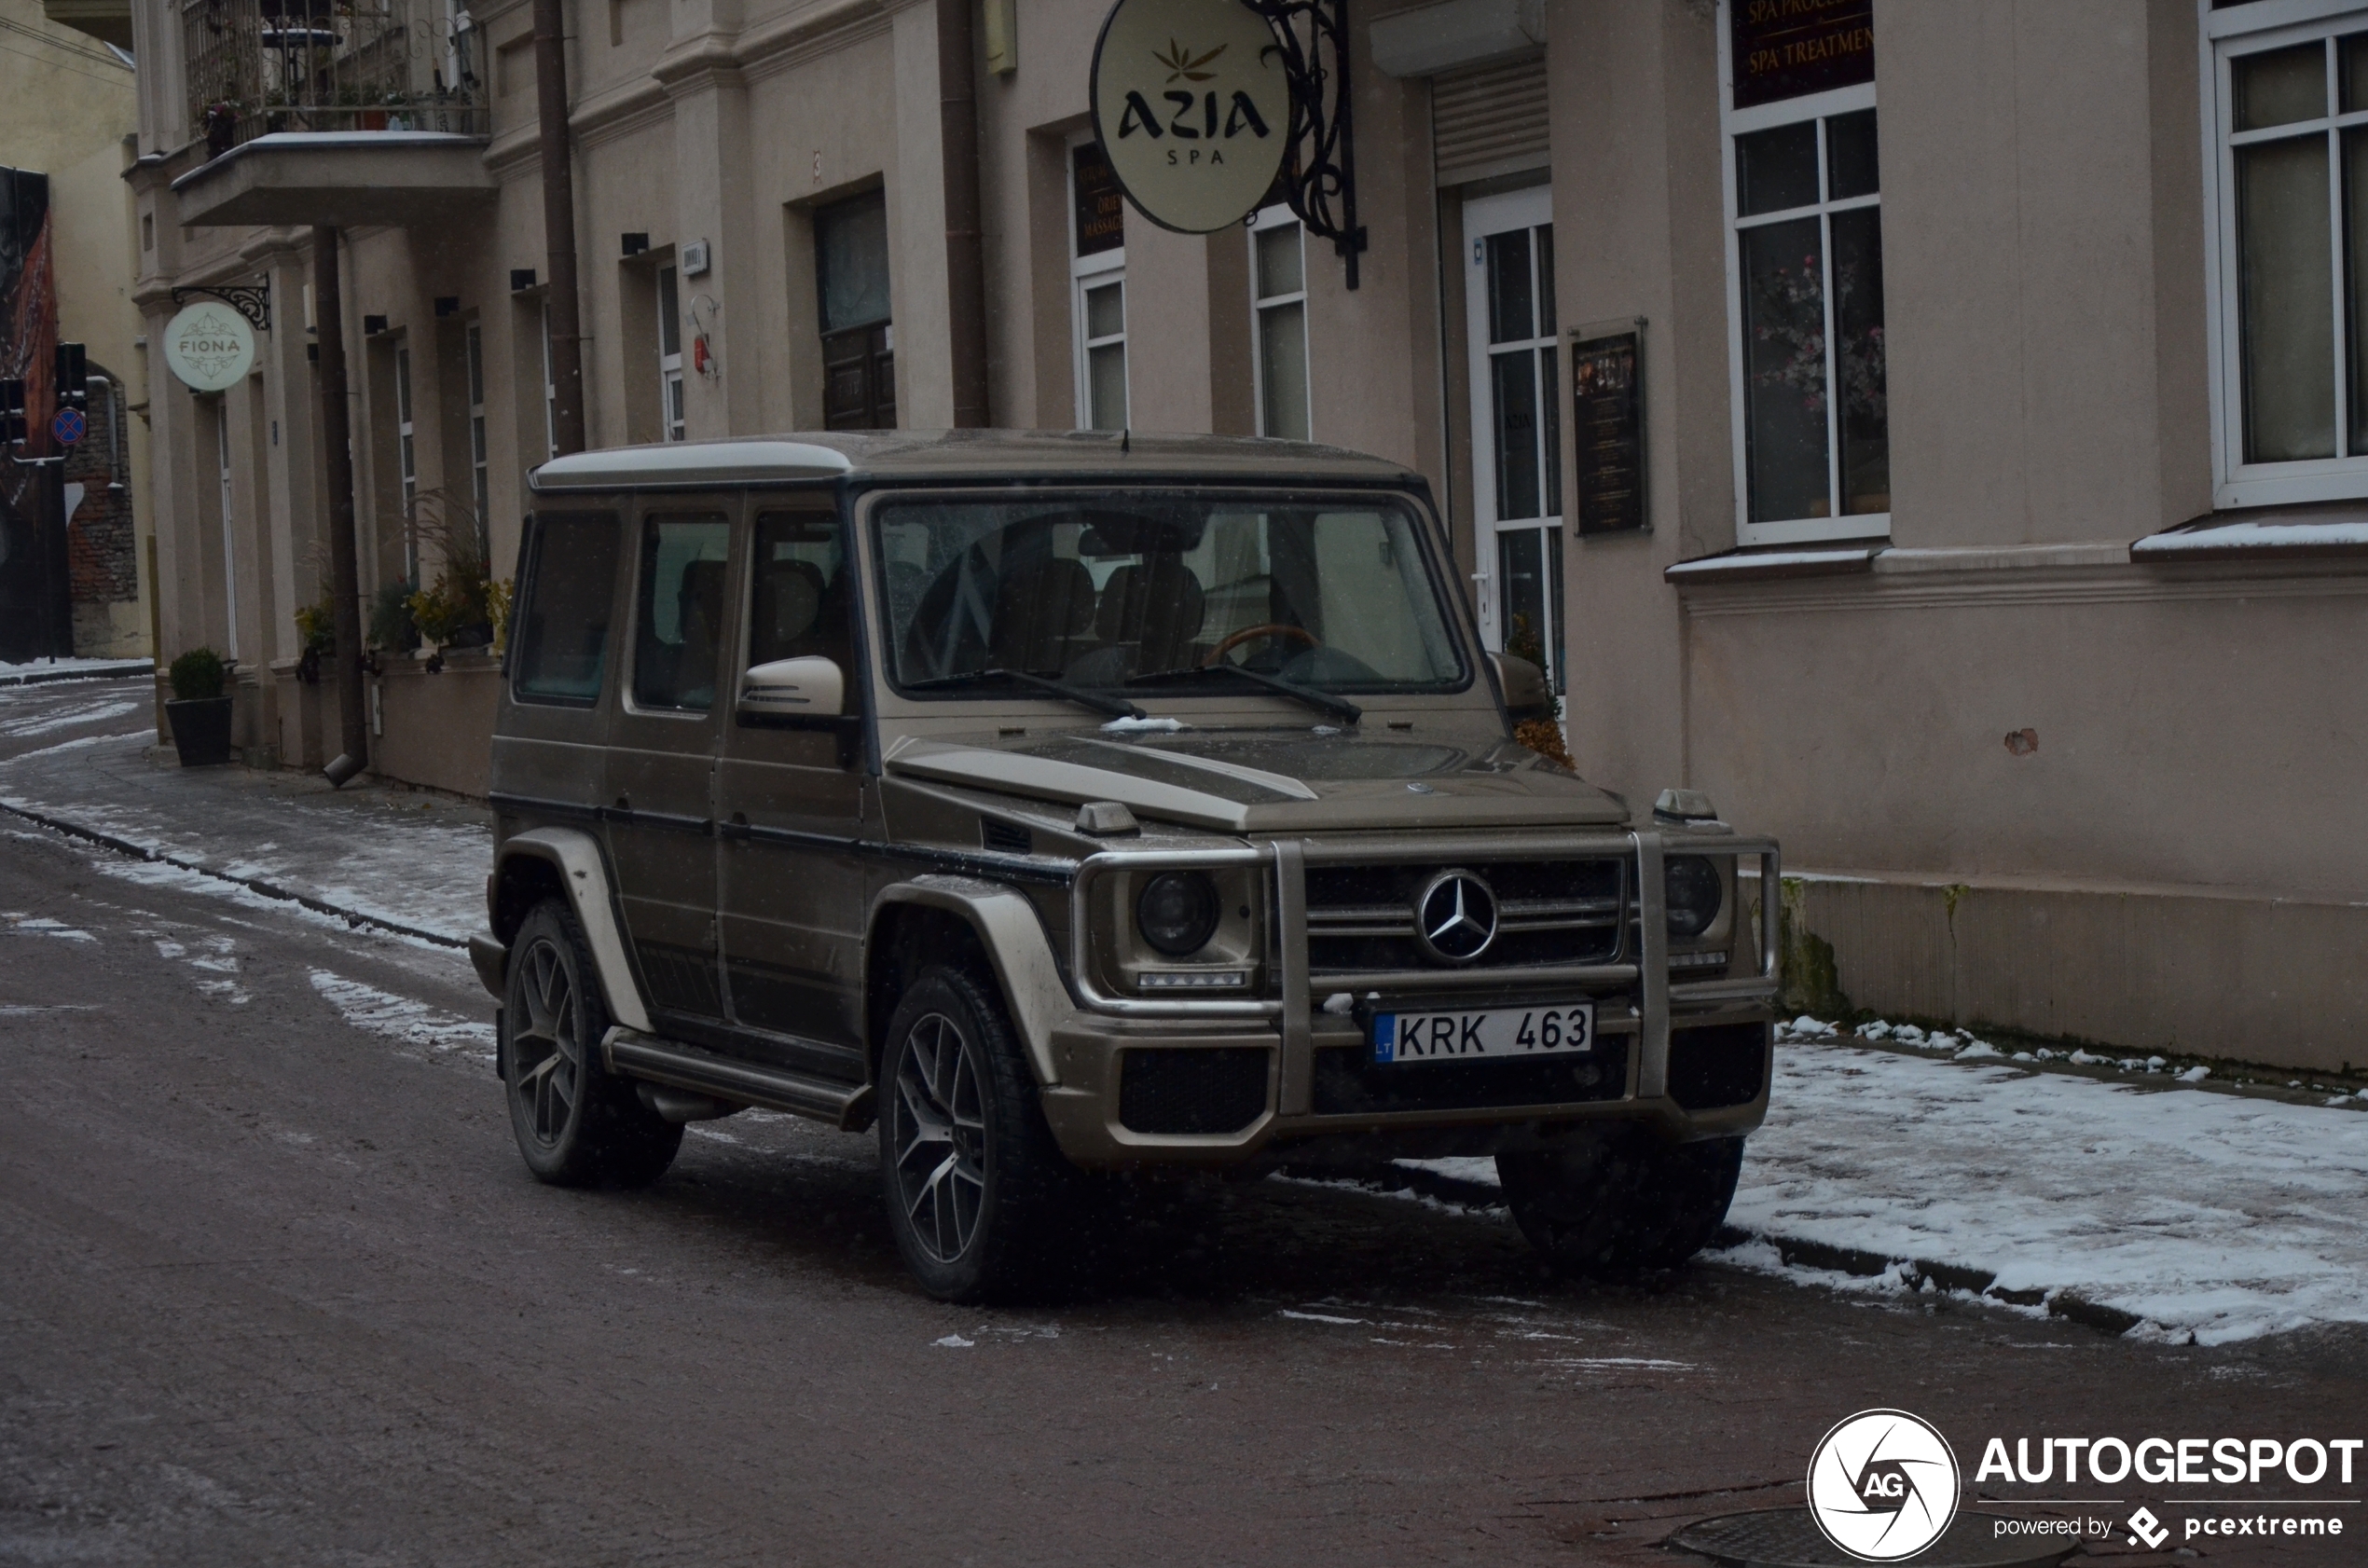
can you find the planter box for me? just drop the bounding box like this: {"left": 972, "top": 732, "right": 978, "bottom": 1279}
{"left": 165, "top": 695, "right": 235, "bottom": 766}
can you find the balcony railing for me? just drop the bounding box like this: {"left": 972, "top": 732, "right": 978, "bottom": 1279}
{"left": 183, "top": 0, "right": 485, "bottom": 158}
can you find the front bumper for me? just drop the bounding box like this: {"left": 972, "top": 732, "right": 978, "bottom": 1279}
{"left": 1035, "top": 829, "right": 1782, "bottom": 1169}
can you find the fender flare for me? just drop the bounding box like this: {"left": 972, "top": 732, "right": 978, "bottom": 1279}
{"left": 494, "top": 827, "right": 654, "bottom": 1035}
{"left": 870, "top": 875, "right": 1074, "bottom": 1087}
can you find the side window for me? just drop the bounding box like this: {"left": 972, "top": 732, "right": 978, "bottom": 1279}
{"left": 749, "top": 510, "right": 854, "bottom": 672}
{"left": 631, "top": 514, "right": 731, "bottom": 712}
{"left": 512, "top": 511, "right": 621, "bottom": 704}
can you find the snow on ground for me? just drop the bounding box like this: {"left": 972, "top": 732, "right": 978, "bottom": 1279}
{"left": 1412, "top": 1039, "right": 2368, "bottom": 1345}
{"left": 0, "top": 657, "right": 152, "bottom": 685}
{"left": 309, "top": 969, "right": 496, "bottom": 1064}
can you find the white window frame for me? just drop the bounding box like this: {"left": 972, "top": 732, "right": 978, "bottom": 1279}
{"left": 2202, "top": 0, "right": 2368, "bottom": 508}
{"left": 657, "top": 262, "right": 686, "bottom": 442}
{"left": 465, "top": 320, "right": 490, "bottom": 554}
{"left": 1716, "top": 4, "right": 1884, "bottom": 546}
{"left": 540, "top": 299, "right": 558, "bottom": 461}
{"left": 1069, "top": 136, "right": 1128, "bottom": 431}
{"left": 1249, "top": 205, "right": 1311, "bottom": 441}
{"left": 214, "top": 396, "right": 239, "bottom": 661}
{"left": 394, "top": 339, "right": 420, "bottom": 581}
{"left": 1461, "top": 184, "right": 1564, "bottom": 695}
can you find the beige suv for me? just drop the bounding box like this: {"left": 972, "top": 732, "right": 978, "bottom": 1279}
{"left": 470, "top": 432, "right": 1779, "bottom": 1301}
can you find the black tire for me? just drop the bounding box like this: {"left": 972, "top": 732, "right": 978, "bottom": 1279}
{"left": 501, "top": 899, "right": 682, "bottom": 1189}
{"left": 877, "top": 965, "right": 1095, "bottom": 1303}
{"left": 1496, "top": 1126, "right": 1743, "bottom": 1271}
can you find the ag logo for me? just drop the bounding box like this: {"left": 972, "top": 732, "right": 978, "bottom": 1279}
{"left": 1806, "top": 1409, "right": 1961, "bottom": 1561}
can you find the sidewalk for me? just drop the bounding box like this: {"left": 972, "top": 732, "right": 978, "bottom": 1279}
{"left": 0, "top": 657, "right": 155, "bottom": 688}
{"left": 7, "top": 713, "right": 2367, "bottom": 1347}
{"left": 0, "top": 726, "right": 489, "bottom": 943}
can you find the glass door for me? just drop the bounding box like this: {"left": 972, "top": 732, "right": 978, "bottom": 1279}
{"left": 1462, "top": 186, "right": 1564, "bottom": 698}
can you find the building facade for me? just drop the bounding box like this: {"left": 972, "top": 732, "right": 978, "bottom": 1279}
{"left": 5, "top": 0, "right": 148, "bottom": 660}
{"left": 124, "top": 0, "right": 2367, "bottom": 1071}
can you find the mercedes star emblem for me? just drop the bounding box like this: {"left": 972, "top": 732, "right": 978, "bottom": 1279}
{"left": 1412, "top": 868, "right": 1498, "bottom": 964}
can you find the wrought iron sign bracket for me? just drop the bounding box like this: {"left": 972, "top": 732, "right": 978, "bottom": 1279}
{"left": 1244, "top": 0, "right": 1366, "bottom": 288}
{"left": 170, "top": 282, "right": 272, "bottom": 334}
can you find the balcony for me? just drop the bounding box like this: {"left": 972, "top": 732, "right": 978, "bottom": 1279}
{"left": 172, "top": 0, "right": 493, "bottom": 227}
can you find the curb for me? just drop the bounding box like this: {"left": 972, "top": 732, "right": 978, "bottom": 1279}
{"left": 0, "top": 797, "right": 468, "bottom": 951}
{"left": 0, "top": 661, "right": 154, "bottom": 689}
{"left": 1345, "top": 1164, "right": 2148, "bottom": 1340}
{"left": 1707, "top": 1228, "right": 2145, "bottom": 1337}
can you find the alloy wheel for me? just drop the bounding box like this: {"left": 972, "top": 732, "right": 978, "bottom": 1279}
{"left": 510, "top": 936, "right": 582, "bottom": 1147}
{"left": 891, "top": 1011, "right": 988, "bottom": 1263}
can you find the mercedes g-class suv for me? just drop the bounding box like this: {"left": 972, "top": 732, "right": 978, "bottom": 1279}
{"left": 471, "top": 432, "right": 1778, "bottom": 1301}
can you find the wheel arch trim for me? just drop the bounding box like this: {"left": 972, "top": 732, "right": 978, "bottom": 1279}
{"left": 868, "top": 875, "right": 1074, "bottom": 1088}
{"left": 495, "top": 828, "right": 654, "bottom": 1035}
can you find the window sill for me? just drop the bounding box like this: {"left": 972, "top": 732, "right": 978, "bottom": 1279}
{"left": 2131, "top": 504, "right": 2368, "bottom": 563}
{"left": 1663, "top": 543, "right": 1883, "bottom": 585}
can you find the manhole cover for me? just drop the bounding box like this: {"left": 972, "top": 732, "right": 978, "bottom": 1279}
{"left": 1666, "top": 1508, "right": 2075, "bottom": 1568}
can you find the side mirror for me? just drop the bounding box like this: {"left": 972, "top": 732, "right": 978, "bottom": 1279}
{"left": 1490, "top": 651, "right": 1551, "bottom": 721}
{"left": 737, "top": 655, "right": 846, "bottom": 720}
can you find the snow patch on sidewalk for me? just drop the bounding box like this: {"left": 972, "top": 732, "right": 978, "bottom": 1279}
{"left": 310, "top": 969, "right": 495, "bottom": 1062}
{"left": 1735, "top": 1043, "right": 2368, "bottom": 1344}
{"left": 1402, "top": 1040, "right": 2368, "bottom": 1344}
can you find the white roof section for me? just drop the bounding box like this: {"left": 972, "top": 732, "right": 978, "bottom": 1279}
{"left": 530, "top": 441, "right": 855, "bottom": 491}
{"left": 526, "top": 430, "right": 1420, "bottom": 489}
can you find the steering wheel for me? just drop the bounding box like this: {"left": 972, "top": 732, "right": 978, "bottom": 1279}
{"left": 1203, "top": 622, "right": 1320, "bottom": 667}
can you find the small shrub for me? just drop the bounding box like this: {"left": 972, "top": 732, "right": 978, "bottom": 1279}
{"left": 168, "top": 648, "right": 227, "bottom": 702}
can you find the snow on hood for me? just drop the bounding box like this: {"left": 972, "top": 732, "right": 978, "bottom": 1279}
{"left": 882, "top": 728, "right": 1627, "bottom": 833}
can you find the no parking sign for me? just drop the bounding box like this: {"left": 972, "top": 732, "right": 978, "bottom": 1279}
{"left": 50, "top": 406, "right": 85, "bottom": 446}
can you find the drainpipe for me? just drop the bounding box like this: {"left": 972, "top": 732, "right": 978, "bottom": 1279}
{"left": 534, "top": 0, "right": 585, "bottom": 456}
{"left": 937, "top": 0, "right": 989, "bottom": 427}
{"left": 315, "top": 227, "right": 369, "bottom": 785}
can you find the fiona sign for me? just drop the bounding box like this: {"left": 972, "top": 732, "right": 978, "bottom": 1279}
{"left": 1089, "top": 0, "right": 1289, "bottom": 234}
{"left": 162, "top": 301, "right": 257, "bottom": 392}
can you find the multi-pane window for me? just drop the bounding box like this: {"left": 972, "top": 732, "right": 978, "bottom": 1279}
{"left": 2208, "top": 11, "right": 2368, "bottom": 505}
{"left": 394, "top": 341, "right": 419, "bottom": 581}
{"left": 464, "top": 321, "right": 489, "bottom": 556}
{"left": 1724, "top": 103, "right": 1887, "bottom": 537}
{"left": 657, "top": 263, "right": 686, "bottom": 441}
{"left": 1717, "top": 0, "right": 1885, "bottom": 544}
{"left": 1072, "top": 140, "right": 1127, "bottom": 431}
{"left": 1251, "top": 208, "right": 1310, "bottom": 441}
{"left": 1463, "top": 186, "right": 1564, "bottom": 695}
{"left": 816, "top": 191, "right": 895, "bottom": 430}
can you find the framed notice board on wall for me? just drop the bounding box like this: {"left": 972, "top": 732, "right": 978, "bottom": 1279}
{"left": 1570, "top": 319, "right": 1645, "bottom": 536}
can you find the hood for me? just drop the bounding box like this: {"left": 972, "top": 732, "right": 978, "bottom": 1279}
{"left": 881, "top": 727, "right": 1628, "bottom": 833}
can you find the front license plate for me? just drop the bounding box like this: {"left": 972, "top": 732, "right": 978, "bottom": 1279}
{"left": 1371, "top": 1003, "right": 1595, "bottom": 1064}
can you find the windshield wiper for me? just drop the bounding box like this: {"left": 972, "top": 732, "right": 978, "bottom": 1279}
{"left": 1127, "top": 662, "right": 1361, "bottom": 724}
{"left": 904, "top": 667, "right": 1146, "bottom": 722}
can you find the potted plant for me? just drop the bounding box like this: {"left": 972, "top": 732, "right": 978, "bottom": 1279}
{"left": 165, "top": 648, "right": 237, "bottom": 766}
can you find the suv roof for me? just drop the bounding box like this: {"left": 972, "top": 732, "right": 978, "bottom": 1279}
{"left": 529, "top": 430, "right": 1426, "bottom": 493}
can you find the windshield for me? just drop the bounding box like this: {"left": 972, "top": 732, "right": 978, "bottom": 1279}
{"left": 870, "top": 491, "right": 1469, "bottom": 698}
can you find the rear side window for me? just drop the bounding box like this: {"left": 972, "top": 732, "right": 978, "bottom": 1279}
{"left": 632, "top": 514, "right": 732, "bottom": 711}
{"left": 512, "top": 511, "right": 621, "bottom": 705}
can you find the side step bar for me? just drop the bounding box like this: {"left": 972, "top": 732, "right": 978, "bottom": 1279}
{"left": 602, "top": 1026, "right": 874, "bottom": 1131}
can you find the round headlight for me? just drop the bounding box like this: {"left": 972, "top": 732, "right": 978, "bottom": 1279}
{"left": 1136, "top": 871, "right": 1220, "bottom": 957}
{"left": 1665, "top": 856, "right": 1724, "bottom": 939}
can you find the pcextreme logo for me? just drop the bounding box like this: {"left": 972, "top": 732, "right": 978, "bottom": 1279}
{"left": 1807, "top": 1409, "right": 1962, "bottom": 1561}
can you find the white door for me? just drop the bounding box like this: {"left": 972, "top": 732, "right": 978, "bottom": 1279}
{"left": 1462, "top": 186, "right": 1563, "bottom": 696}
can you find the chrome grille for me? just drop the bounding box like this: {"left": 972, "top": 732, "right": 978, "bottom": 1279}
{"left": 1303, "top": 859, "right": 1626, "bottom": 973}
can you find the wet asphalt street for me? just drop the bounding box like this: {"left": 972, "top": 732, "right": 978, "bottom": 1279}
{"left": 0, "top": 681, "right": 2361, "bottom": 1567}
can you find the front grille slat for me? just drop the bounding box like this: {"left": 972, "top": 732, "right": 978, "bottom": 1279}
{"left": 1303, "top": 858, "right": 1627, "bottom": 974}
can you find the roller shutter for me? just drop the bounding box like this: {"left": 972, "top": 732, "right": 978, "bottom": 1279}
{"left": 1432, "top": 50, "right": 1549, "bottom": 186}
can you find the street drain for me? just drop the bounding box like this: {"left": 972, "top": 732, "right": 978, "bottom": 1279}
{"left": 1665, "top": 1508, "right": 2075, "bottom": 1568}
